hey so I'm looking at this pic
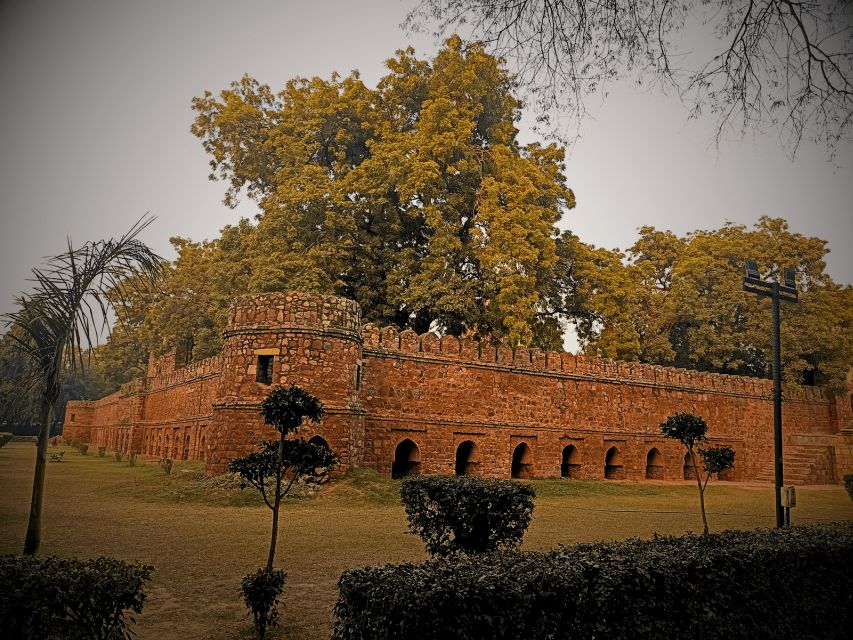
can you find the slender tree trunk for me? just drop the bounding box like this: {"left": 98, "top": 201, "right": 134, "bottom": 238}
{"left": 23, "top": 381, "right": 58, "bottom": 555}
{"left": 266, "top": 431, "right": 285, "bottom": 570}
{"left": 689, "top": 448, "right": 709, "bottom": 535}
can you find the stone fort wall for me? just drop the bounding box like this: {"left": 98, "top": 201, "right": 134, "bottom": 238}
{"left": 63, "top": 292, "right": 853, "bottom": 484}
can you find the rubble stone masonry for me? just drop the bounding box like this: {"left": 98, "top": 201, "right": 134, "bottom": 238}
{"left": 63, "top": 292, "right": 853, "bottom": 484}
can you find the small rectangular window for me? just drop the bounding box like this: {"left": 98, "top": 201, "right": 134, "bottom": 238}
{"left": 256, "top": 355, "right": 274, "bottom": 384}
{"left": 70, "top": 413, "right": 76, "bottom": 423}
{"left": 355, "top": 364, "right": 362, "bottom": 390}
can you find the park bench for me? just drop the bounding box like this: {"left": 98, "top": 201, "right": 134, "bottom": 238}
{"left": 50, "top": 451, "right": 64, "bottom": 463}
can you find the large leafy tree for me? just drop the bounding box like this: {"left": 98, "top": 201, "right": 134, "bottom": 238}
{"left": 188, "top": 37, "right": 576, "bottom": 347}
{"left": 569, "top": 217, "right": 852, "bottom": 393}
{"left": 407, "top": 1, "right": 853, "bottom": 159}
{"left": 4, "top": 219, "right": 161, "bottom": 555}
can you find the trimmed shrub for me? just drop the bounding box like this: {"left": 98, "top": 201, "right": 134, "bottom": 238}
{"left": 114, "top": 451, "right": 124, "bottom": 463}
{"left": 0, "top": 554, "right": 153, "bottom": 640}
{"left": 78, "top": 443, "right": 88, "bottom": 455}
{"left": 845, "top": 474, "right": 853, "bottom": 502}
{"left": 399, "top": 475, "right": 535, "bottom": 556}
{"left": 128, "top": 452, "right": 137, "bottom": 467}
{"left": 333, "top": 523, "right": 853, "bottom": 640}
{"left": 98, "top": 447, "right": 107, "bottom": 457}
{"left": 160, "top": 458, "right": 173, "bottom": 475}
{"left": 241, "top": 567, "right": 286, "bottom": 640}
{"left": 0, "top": 432, "right": 12, "bottom": 448}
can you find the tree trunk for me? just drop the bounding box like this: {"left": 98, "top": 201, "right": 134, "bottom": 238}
{"left": 690, "top": 448, "right": 709, "bottom": 535}
{"left": 23, "top": 382, "right": 58, "bottom": 555}
{"left": 266, "top": 431, "right": 285, "bottom": 570}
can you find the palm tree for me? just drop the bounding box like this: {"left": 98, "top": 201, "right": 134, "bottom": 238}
{"left": 4, "top": 217, "right": 162, "bottom": 555}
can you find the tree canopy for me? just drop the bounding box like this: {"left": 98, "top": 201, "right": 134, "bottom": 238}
{"left": 188, "top": 36, "right": 576, "bottom": 348}
{"left": 407, "top": 1, "right": 853, "bottom": 159}
{"left": 34, "top": 41, "right": 848, "bottom": 401}
{"left": 566, "top": 217, "right": 852, "bottom": 393}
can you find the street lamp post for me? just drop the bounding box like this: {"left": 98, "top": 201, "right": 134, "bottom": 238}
{"left": 743, "top": 260, "right": 798, "bottom": 528}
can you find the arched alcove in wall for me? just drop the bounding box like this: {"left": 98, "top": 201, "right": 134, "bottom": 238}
{"left": 683, "top": 451, "right": 696, "bottom": 480}
{"left": 561, "top": 444, "right": 581, "bottom": 478}
{"left": 604, "top": 446, "right": 623, "bottom": 480}
{"left": 392, "top": 438, "right": 421, "bottom": 479}
{"left": 511, "top": 443, "right": 533, "bottom": 479}
{"left": 308, "top": 435, "right": 330, "bottom": 450}
{"left": 645, "top": 447, "right": 664, "bottom": 479}
{"left": 455, "top": 440, "right": 478, "bottom": 476}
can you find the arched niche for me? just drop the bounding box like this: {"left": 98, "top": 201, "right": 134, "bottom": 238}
{"left": 561, "top": 444, "right": 581, "bottom": 478}
{"left": 455, "top": 440, "right": 479, "bottom": 476}
{"left": 511, "top": 443, "right": 533, "bottom": 479}
{"left": 392, "top": 438, "right": 421, "bottom": 479}
{"left": 308, "top": 435, "right": 330, "bottom": 450}
{"left": 683, "top": 451, "right": 696, "bottom": 480}
{"left": 645, "top": 447, "right": 664, "bottom": 480}
{"left": 604, "top": 446, "right": 624, "bottom": 480}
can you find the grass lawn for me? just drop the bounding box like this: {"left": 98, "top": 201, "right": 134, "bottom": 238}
{"left": 2, "top": 441, "right": 851, "bottom": 639}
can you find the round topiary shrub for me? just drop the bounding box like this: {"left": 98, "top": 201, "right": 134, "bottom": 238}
{"left": 400, "top": 475, "right": 535, "bottom": 557}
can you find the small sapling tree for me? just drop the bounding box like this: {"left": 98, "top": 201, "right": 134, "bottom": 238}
{"left": 229, "top": 384, "right": 334, "bottom": 640}
{"left": 661, "top": 412, "right": 735, "bottom": 535}
{"left": 230, "top": 438, "right": 335, "bottom": 566}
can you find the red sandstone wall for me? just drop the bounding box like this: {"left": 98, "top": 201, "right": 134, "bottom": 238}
{"left": 63, "top": 401, "right": 94, "bottom": 442}
{"left": 205, "top": 292, "right": 364, "bottom": 474}
{"left": 139, "top": 355, "right": 222, "bottom": 462}
{"left": 63, "top": 354, "right": 222, "bottom": 462}
{"left": 61, "top": 291, "right": 852, "bottom": 484}
{"left": 360, "top": 324, "right": 841, "bottom": 482}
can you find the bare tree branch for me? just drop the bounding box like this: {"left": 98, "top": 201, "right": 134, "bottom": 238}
{"left": 407, "top": 0, "right": 853, "bottom": 159}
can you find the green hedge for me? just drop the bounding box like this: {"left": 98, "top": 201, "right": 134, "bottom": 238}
{"left": 333, "top": 523, "right": 853, "bottom": 640}
{"left": 0, "top": 555, "right": 153, "bottom": 640}
{"left": 399, "top": 475, "right": 535, "bottom": 556}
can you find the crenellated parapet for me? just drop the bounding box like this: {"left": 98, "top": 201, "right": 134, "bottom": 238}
{"left": 225, "top": 291, "right": 361, "bottom": 338}
{"left": 361, "top": 323, "right": 826, "bottom": 401}
{"left": 144, "top": 354, "right": 223, "bottom": 392}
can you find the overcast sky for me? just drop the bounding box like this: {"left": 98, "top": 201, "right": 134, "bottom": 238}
{"left": 1, "top": 0, "right": 851, "bottom": 342}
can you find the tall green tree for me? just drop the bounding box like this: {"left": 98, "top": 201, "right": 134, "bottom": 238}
{"left": 189, "top": 37, "right": 576, "bottom": 347}
{"left": 4, "top": 219, "right": 161, "bottom": 555}
{"left": 571, "top": 218, "right": 852, "bottom": 393}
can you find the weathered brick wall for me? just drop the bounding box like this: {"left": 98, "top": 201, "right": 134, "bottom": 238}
{"left": 138, "top": 354, "right": 222, "bottom": 462}
{"left": 62, "top": 401, "right": 94, "bottom": 442}
{"left": 205, "top": 292, "right": 364, "bottom": 474}
{"left": 360, "top": 324, "right": 846, "bottom": 482}
{"left": 64, "top": 354, "right": 222, "bottom": 462}
{"left": 63, "top": 291, "right": 853, "bottom": 483}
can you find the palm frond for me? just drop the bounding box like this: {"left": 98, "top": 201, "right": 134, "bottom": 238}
{"left": 3, "top": 215, "right": 163, "bottom": 379}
